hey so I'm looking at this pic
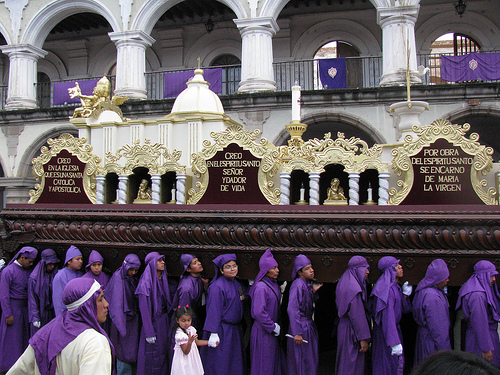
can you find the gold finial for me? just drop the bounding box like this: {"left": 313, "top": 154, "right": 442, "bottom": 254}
{"left": 404, "top": 29, "right": 411, "bottom": 104}
{"left": 197, "top": 57, "right": 201, "bottom": 69}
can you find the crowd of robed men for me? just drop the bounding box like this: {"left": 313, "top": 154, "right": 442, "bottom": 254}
{"left": 0, "top": 245, "right": 499, "bottom": 375}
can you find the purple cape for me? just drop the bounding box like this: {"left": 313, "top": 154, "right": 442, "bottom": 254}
{"left": 336, "top": 256, "right": 369, "bottom": 317}
{"left": 415, "top": 259, "right": 449, "bottom": 292}
{"left": 64, "top": 245, "right": 81, "bottom": 264}
{"left": 28, "top": 249, "right": 59, "bottom": 328}
{"left": 29, "top": 278, "right": 113, "bottom": 375}
{"left": 249, "top": 249, "right": 278, "bottom": 299}
{"left": 105, "top": 254, "right": 141, "bottom": 336}
{"left": 370, "top": 256, "right": 399, "bottom": 324}
{"left": 456, "top": 260, "right": 500, "bottom": 319}
{"left": 292, "top": 254, "right": 311, "bottom": 280}
{"left": 212, "top": 253, "right": 236, "bottom": 281}
{"left": 8, "top": 246, "right": 38, "bottom": 265}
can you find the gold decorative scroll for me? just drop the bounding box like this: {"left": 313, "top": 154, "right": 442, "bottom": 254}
{"left": 187, "top": 122, "right": 280, "bottom": 204}
{"left": 29, "top": 133, "right": 100, "bottom": 203}
{"left": 389, "top": 119, "right": 496, "bottom": 205}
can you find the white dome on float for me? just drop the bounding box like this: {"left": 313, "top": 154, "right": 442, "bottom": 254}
{"left": 171, "top": 69, "right": 224, "bottom": 114}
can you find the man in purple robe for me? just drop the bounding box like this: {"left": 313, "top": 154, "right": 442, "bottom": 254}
{"left": 105, "top": 253, "right": 141, "bottom": 375}
{"left": 203, "top": 253, "right": 245, "bottom": 375}
{"left": 287, "top": 254, "right": 322, "bottom": 375}
{"left": 52, "top": 245, "right": 83, "bottom": 316}
{"left": 370, "top": 256, "right": 412, "bottom": 375}
{"left": 28, "top": 248, "right": 59, "bottom": 336}
{"left": 0, "top": 246, "right": 38, "bottom": 372}
{"left": 456, "top": 260, "right": 500, "bottom": 366}
{"left": 413, "top": 258, "right": 451, "bottom": 365}
{"left": 135, "top": 251, "right": 172, "bottom": 375}
{"left": 249, "top": 249, "right": 282, "bottom": 375}
{"left": 335, "top": 255, "right": 371, "bottom": 375}
{"left": 82, "top": 250, "right": 111, "bottom": 289}
{"left": 172, "top": 253, "right": 207, "bottom": 330}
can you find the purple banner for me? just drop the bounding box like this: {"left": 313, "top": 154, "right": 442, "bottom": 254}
{"left": 318, "top": 58, "right": 347, "bottom": 89}
{"left": 53, "top": 79, "right": 100, "bottom": 106}
{"left": 164, "top": 68, "right": 223, "bottom": 98}
{"left": 440, "top": 52, "right": 500, "bottom": 82}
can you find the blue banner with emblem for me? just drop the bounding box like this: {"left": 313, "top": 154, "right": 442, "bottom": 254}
{"left": 318, "top": 58, "right": 347, "bottom": 89}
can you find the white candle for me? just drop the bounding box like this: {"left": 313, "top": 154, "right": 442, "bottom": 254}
{"left": 292, "top": 84, "right": 301, "bottom": 122}
{"left": 367, "top": 183, "right": 373, "bottom": 202}
{"left": 300, "top": 186, "right": 305, "bottom": 201}
{"left": 171, "top": 187, "right": 176, "bottom": 201}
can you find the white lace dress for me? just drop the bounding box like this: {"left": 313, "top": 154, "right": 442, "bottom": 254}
{"left": 171, "top": 326, "right": 204, "bottom": 375}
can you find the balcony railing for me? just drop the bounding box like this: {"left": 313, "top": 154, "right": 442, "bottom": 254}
{"left": 25, "top": 52, "right": 500, "bottom": 109}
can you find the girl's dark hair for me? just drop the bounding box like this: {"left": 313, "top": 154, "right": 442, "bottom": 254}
{"left": 173, "top": 306, "right": 195, "bottom": 333}
{"left": 411, "top": 350, "right": 500, "bottom": 375}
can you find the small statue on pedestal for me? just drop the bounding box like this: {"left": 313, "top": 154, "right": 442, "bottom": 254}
{"left": 324, "top": 178, "right": 347, "bottom": 205}
{"left": 134, "top": 179, "right": 152, "bottom": 204}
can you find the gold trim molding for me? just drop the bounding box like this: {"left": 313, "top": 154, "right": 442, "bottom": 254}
{"left": 187, "top": 123, "right": 281, "bottom": 204}
{"left": 389, "top": 119, "right": 496, "bottom": 205}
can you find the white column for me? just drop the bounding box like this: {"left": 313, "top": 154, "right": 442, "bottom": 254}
{"left": 95, "top": 175, "right": 106, "bottom": 204}
{"left": 309, "top": 172, "right": 320, "bottom": 205}
{"left": 109, "top": 31, "right": 155, "bottom": 100}
{"left": 235, "top": 17, "right": 278, "bottom": 93}
{"left": 280, "top": 172, "right": 291, "bottom": 205}
{"left": 118, "top": 174, "right": 129, "bottom": 204}
{"left": 378, "top": 171, "right": 390, "bottom": 205}
{"left": 377, "top": 6, "right": 421, "bottom": 87}
{"left": 151, "top": 174, "right": 161, "bottom": 204}
{"left": 1, "top": 44, "right": 47, "bottom": 109}
{"left": 348, "top": 172, "right": 360, "bottom": 205}
{"left": 176, "top": 173, "right": 187, "bottom": 204}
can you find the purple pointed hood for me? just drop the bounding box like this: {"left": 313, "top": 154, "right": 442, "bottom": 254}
{"left": 212, "top": 253, "right": 237, "bottom": 280}
{"left": 292, "top": 254, "right": 311, "bottom": 280}
{"left": 180, "top": 254, "right": 196, "bottom": 278}
{"left": 249, "top": 249, "right": 278, "bottom": 299}
{"left": 135, "top": 252, "right": 171, "bottom": 315}
{"left": 9, "top": 246, "right": 38, "bottom": 265}
{"left": 64, "top": 245, "right": 82, "bottom": 265}
{"left": 415, "top": 259, "right": 449, "bottom": 292}
{"left": 336, "top": 256, "right": 369, "bottom": 317}
{"left": 370, "top": 256, "right": 399, "bottom": 323}
{"left": 86, "top": 250, "right": 104, "bottom": 269}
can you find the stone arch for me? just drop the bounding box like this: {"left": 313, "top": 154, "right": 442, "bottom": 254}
{"left": 185, "top": 28, "right": 242, "bottom": 67}
{"left": 88, "top": 43, "right": 117, "bottom": 77}
{"left": 416, "top": 11, "right": 500, "bottom": 53}
{"left": 21, "top": 1, "right": 120, "bottom": 48}
{"left": 292, "top": 19, "right": 381, "bottom": 60}
{"left": 0, "top": 23, "right": 12, "bottom": 45}
{"left": 38, "top": 51, "right": 68, "bottom": 81}
{"left": 17, "top": 125, "right": 78, "bottom": 178}
{"left": 132, "top": 0, "right": 247, "bottom": 35}
{"left": 273, "top": 111, "right": 386, "bottom": 146}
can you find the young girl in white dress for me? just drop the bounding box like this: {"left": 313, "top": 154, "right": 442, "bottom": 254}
{"left": 171, "top": 305, "right": 212, "bottom": 375}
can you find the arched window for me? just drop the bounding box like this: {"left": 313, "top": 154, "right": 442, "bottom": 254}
{"left": 314, "top": 41, "right": 362, "bottom": 89}
{"left": 37, "top": 72, "right": 51, "bottom": 108}
{"left": 210, "top": 54, "right": 241, "bottom": 95}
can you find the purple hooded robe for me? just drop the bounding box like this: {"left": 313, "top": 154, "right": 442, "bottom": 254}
{"left": 203, "top": 254, "right": 245, "bottom": 375}
{"left": 28, "top": 278, "right": 114, "bottom": 375}
{"left": 104, "top": 254, "right": 141, "bottom": 364}
{"left": 370, "top": 256, "right": 411, "bottom": 375}
{"left": 456, "top": 260, "right": 500, "bottom": 366}
{"left": 135, "top": 252, "right": 172, "bottom": 375}
{"left": 249, "top": 249, "right": 282, "bottom": 375}
{"left": 82, "top": 250, "right": 111, "bottom": 289}
{"left": 335, "top": 256, "right": 371, "bottom": 375}
{"left": 287, "top": 254, "right": 319, "bottom": 375}
{"left": 52, "top": 246, "right": 84, "bottom": 316}
{"left": 0, "top": 246, "right": 38, "bottom": 371}
{"left": 413, "top": 259, "right": 451, "bottom": 365}
{"left": 28, "top": 249, "right": 59, "bottom": 336}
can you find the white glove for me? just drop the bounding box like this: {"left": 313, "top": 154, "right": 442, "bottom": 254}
{"left": 443, "top": 286, "right": 448, "bottom": 295}
{"left": 33, "top": 321, "right": 41, "bottom": 328}
{"left": 402, "top": 281, "right": 413, "bottom": 296}
{"left": 146, "top": 336, "right": 156, "bottom": 344}
{"left": 391, "top": 344, "right": 403, "bottom": 356}
{"left": 273, "top": 323, "right": 281, "bottom": 337}
{"left": 208, "top": 333, "right": 220, "bottom": 348}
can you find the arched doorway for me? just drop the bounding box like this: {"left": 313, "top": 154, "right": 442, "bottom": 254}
{"left": 211, "top": 54, "right": 241, "bottom": 95}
